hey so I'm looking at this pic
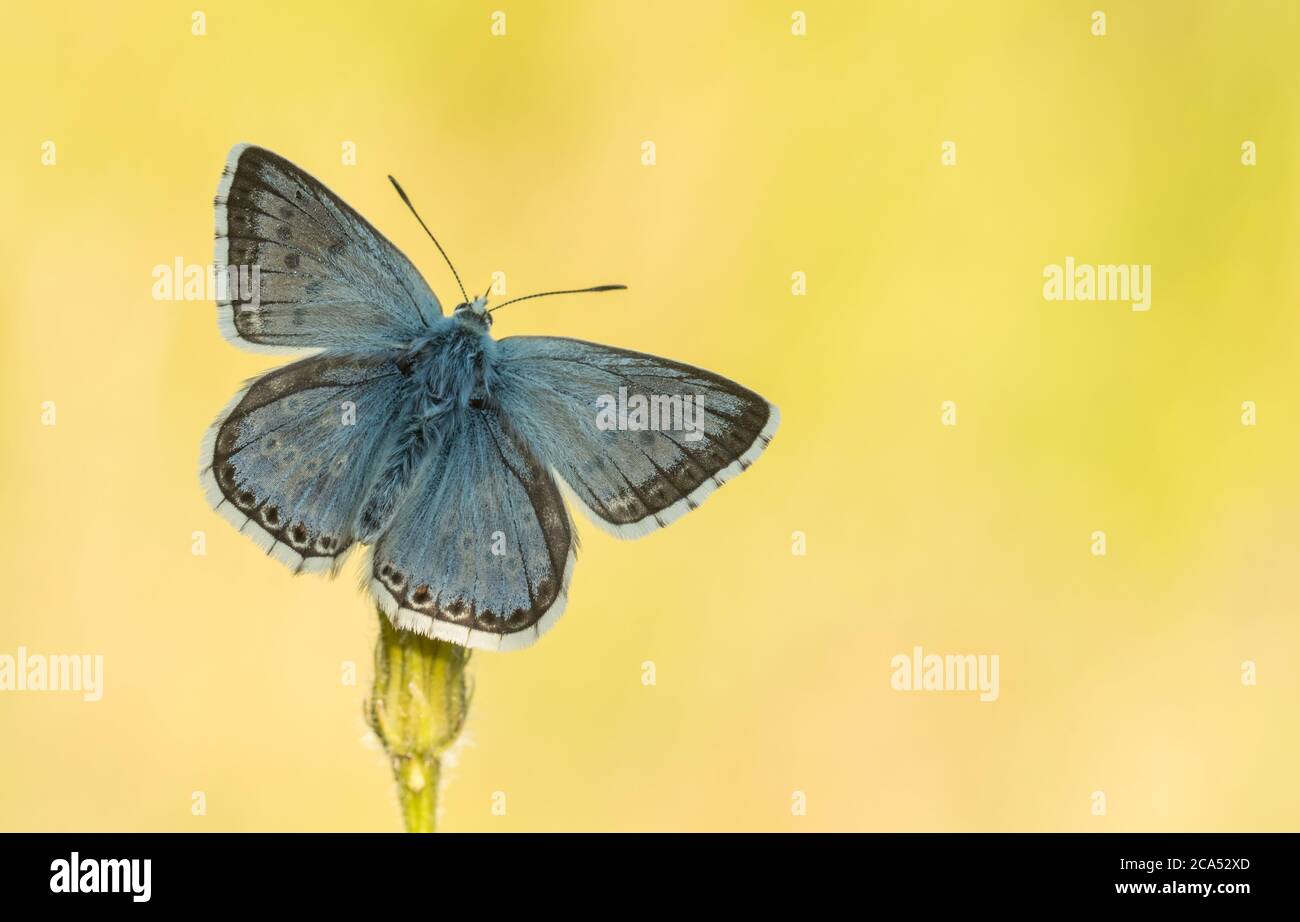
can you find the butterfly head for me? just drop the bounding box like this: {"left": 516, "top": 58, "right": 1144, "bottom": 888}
{"left": 452, "top": 295, "right": 493, "bottom": 331}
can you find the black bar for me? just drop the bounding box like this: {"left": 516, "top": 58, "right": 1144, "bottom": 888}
{"left": 0, "top": 833, "right": 1280, "bottom": 907}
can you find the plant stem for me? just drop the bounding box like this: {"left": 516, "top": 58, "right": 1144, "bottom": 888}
{"left": 367, "top": 608, "right": 471, "bottom": 832}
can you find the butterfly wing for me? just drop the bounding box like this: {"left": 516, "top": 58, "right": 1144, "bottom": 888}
{"left": 214, "top": 143, "right": 441, "bottom": 354}
{"left": 494, "top": 337, "right": 778, "bottom": 538}
{"left": 200, "top": 352, "right": 408, "bottom": 573}
{"left": 370, "top": 408, "right": 575, "bottom": 651}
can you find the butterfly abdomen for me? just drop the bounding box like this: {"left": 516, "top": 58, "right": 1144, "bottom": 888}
{"left": 356, "top": 412, "right": 440, "bottom": 542}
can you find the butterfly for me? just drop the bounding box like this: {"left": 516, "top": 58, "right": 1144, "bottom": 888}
{"left": 199, "top": 144, "right": 779, "bottom": 651}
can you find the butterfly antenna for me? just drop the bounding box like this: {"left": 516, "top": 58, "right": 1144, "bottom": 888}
{"left": 488, "top": 285, "right": 627, "bottom": 314}
{"left": 388, "top": 175, "right": 469, "bottom": 303}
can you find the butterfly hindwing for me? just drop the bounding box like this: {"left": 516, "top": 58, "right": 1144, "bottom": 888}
{"left": 370, "top": 407, "right": 575, "bottom": 651}
{"left": 200, "top": 352, "right": 408, "bottom": 573}
{"left": 495, "top": 337, "right": 779, "bottom": 538}
{"left": 214, "top": 143, "right": 442, "bottom": 354}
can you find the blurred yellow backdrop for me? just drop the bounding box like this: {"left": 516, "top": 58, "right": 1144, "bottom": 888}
{"left": 2, "top": 1, "right": 1298, "bottom": 831}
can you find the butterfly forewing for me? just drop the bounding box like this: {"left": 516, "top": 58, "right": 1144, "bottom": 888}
{"left": 495, "top": 337, "right": 779, "bottom": 538}
{"left": 215, "top": 143, "right": 442, "bottom": 353}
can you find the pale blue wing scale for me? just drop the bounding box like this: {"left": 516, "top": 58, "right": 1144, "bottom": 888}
{"left": 494, "top": 337, "right": 779, "bottom": 539}
{"left": 214, "top": 143, "right": 441, "bottom": 354}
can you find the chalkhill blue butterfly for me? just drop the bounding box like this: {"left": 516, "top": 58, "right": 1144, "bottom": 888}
{"left": 200, "top": 144, "right": 779, "bottom": 650}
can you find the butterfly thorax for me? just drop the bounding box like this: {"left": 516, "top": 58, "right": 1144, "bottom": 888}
{"left": 398, "top": 315, "right": 498, "bottom": 409}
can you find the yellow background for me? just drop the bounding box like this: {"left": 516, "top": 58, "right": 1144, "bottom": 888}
{"left": 2, "top": 1, "right": 1298, "bottom": 831}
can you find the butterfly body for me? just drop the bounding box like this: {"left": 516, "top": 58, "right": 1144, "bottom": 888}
{"left": 357, "top": 311, "right": 498, "bottom": 541}
{"left": 202, "top": 144, "right": 778, "bottom": 651}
